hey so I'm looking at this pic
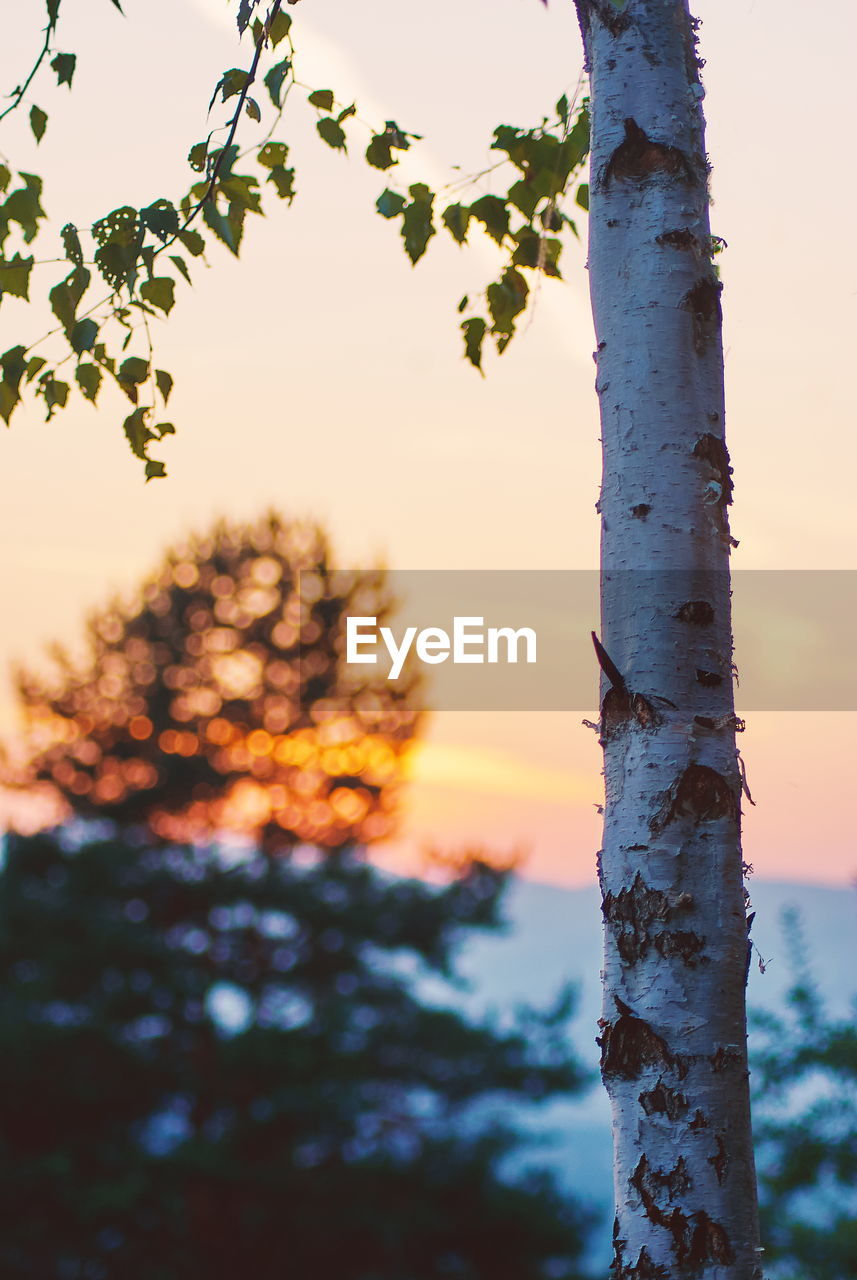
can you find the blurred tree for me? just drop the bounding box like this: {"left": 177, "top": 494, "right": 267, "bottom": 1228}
{"left": 8, "top": 513, "right": 419, "bottom": 852}
{"left": 750, "top": 910, "right": 857, "bottom": 1280}
{"left": 0, "top": 829, "right": 595, "bottom": 1279}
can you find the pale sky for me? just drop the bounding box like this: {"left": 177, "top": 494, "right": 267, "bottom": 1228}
{"left": 1, "top": 0, "right": 855, "bottom": 885}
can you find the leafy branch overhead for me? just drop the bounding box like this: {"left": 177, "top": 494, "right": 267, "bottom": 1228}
{"left": 0, "top": 0, "right": 589, "bottom": 476}
{"left": 374, "top": 96, "right": 590, "bottom": 371}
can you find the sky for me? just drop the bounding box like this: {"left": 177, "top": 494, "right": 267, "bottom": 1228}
{"left": 1, "top": 0, "right": 855, "bottom": 886}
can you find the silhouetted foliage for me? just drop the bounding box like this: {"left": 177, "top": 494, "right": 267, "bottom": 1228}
{"left": 751, "top": 908, "right": 857, "bottom": 1280}
{"left": 0, "top": 830, "right": 595, "bottom": 1279}
{"left": 10, "top": 514, "right": 419, "bottom": 851}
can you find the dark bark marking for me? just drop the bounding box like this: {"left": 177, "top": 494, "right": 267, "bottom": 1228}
{"left": 695, "top": 668, "right": 723, "bottom": 687}
{"left": 695, "top": 712, "right": 744, "bottom": 732}
{"left": 693, "top": 432, "right": 733, "bottom": 504}
{"left": 689, "top": 1109, "right": 709, "bottom": 1130}
{"left": 631, "top": 502, "right": 651, "bottom": 519}
{"left": 657, "top": 227, "right": 698, "bottom": 250}
{"left": 710, "top": 1045, "right": 743, "bottom": 1073}
{"left": 639, "top": 1078, "right": 688, "bottom": 1121}
{"left": 688, "top": 1212, "right": 735, "bottom": 1266}
{"left": 709, "top": 1134, "right": 728, "bottom": 1184}
{"left": 612, "top": 1245, "right": 668, "bottom": 1280}
{"left": 590, "top": 0, "right": 633, "bottom": 37}
{"left": 631, "top": 1159, "right": 733, "bottom": 1269}
{"left": 601, "top": 684, "right": 634, "bottom": 739}
{"left": 651, "top": 763, "right": 738, "bottom": 832}
{"left": 604, "top": 119, "right": 696, "bottom": 187}
{"left": 574, "top": 0, "right": 631, "bottom": 64}
{"left": 631, "top": 1155, "right": 692, "bottom": 1216}
{"left": 599, "top": 998, "right": 685, "bottom": 1080}
{"left": 682, "top": 276, "right": 723, "bottom": 354}
{"left": 603, "top": 873, "right": 702, "bottom": 965}
{"left": 675, "top": 600, "right": 714, "bottom": 626}
{"left": 654, "top": 929, "right": 706, "bottom": 966}
{"left": 632, "top": 692, "right": 662, "bottom": 729}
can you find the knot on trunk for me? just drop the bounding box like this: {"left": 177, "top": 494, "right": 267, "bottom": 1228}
{"left": 650, "top": 764, "right": 738, "bottom": 832}
{"left": 604, "top": 119, "right": 696, "bottom": 187}
{"left": 675, "top": 599, "right": 714, "bottom": 626}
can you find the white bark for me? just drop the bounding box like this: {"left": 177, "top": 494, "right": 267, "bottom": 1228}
{"left": 576, "top": 2, "right": 762, "bottom": 1276}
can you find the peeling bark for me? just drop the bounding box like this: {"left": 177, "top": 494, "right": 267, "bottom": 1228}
{"left": 578, "top": 0, "right": 762, "bottom": 1275}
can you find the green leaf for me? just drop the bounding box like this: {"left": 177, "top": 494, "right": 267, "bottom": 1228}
{"left": 123, "top": 406, "right": 153, "bottom": 459}
{"left": 30, "top": 105, "right": 48, "bottom": 143}
{"left": 92, "top": 206, "right": 143, "bottom": 290}
{"left": 1, "top": 345, "right": 26, "bottom": 385}
{"left": 2, "top": 173, "right": 46, "bottom": 243}
{"left": 264, "top": 58, "right": 290, "bottom": 108}
{"left": 457, "top": 295, "right": 469, "bottom": 314}
{"left": 0, "top": 253, "right": 34, "bottom": 300}
{"left": 441, "top": 203, "right": 470, "bottom": 245}
{"left": 308, "top": 89, "right": 335, "bottom": 111}
{"left": 169, "top": 254, "right": 191, "bottom": 283}
{"left": 566, "top": 102, "right": 591, "bottom": 170}
{"left": 188, "top": 142, "right": 208, "bottom": 173}
{"left": 461, "top": 317, "right": 487, "bottom": 372}
{"left": 49, "top": 267, "right": 91, "bottom": 330}
{"left": 42, "top": 378, "right": 69, "bottom": 417}
{"left": 117, "top": 356, "right": 149, "bottom": 402}
{"left": 469, "top": 195, "right": 509, "bottom": 245}
{"left": 141, "top": 199, "right": 179, "bottom": 242}
{"left": 237, "top": 0, "right": 255, "bottom": 33}
{"left": 75, "top": 362, "right": 103, "bottom": 403}
{"left": 268, "top": 11, "right": 291, "bottom": 45}
{"left": 145, "top": 459, "right": 167, "bottom": 481}
{"left": 316, "top": 117, "right": 347, "bottom": 151}
{"left": 153, "top": 421, "right": 175, "bottom": 438}
{"left": 140, "top": 277, "right": 175, "bottom": 315}
{"left": 257, "top": 141, "right": 289, "bottom": 170}
{"left": 178, "top": 228, "right": 205, "bottom": 257}
{"left": 376, "top": 189, "right": 406, "bottom": 220}
{"left": 507, "top": 179, "right": 540, "bottom": 220}
{"left": 60, "top": 223, "right": 83, "bottom": 267}
{"left": 487, "top": 267, "right": 529, "bottom": 339}
{"left": 201, "top": 200, "right": 239, "bottom": 255}
{"left": 245, "top": 97, "right": 261, "bottom": 123}
{"left": 402, "top": 184, "right": 435, "bottom": 264}
{"left": 70, "top": 318, "right": 98, "bottom": 355}
{"left": 575, "top": 182, "right": 589, "bottom": 211}
{"left": 556, "top": 94, "right": 569, "bottom": 125}
{"left": 26, "top": 356, "right": 46, "bottom": 382}
{"left": 0, "top": 346, "right": 26, "bottom": 420}
{"left": 366, "top": 122, "right": 410, "bottom": 171}
{"left": 0, "top": 165, "right": 10, "bottom": 194}
{"left": 155, "top": 369, "right": 173, "bottom": 404}
{"left": 512, "top": 229, "right": 563, "bottom": 277}
{"left": 266, "top": 165, "right": 295, "bottom": 200}
{"left": 219, "top": 68, "right": 250, "bottom": 102}
{"left": 51, "top": 52, "right": 77, "bottom": 88}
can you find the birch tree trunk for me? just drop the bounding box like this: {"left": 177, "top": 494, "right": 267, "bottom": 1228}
{"left": 574, "top": 2, "right": 763, "bottom": 1275}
